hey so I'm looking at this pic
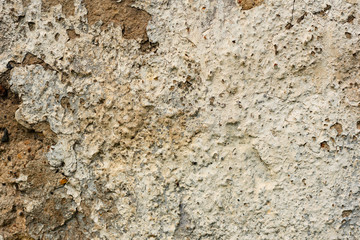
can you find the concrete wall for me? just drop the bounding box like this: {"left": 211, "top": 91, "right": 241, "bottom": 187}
{"left": 0, "top": 0, "right": 359, "bottom": 239}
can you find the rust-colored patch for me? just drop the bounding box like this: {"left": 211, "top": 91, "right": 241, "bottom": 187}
{"left": 237, "top": 0, "right": 264, "bottom": 10}
{"left": 320, "top": 141, "right": 330, "bottom": 151}
{"left": 330, "top": 123, "right": 343, "bottom": 135}
{"left": 41, "top": 0, "right": 75, "bottom": 17}
{"left": 84, "top": 0, "right": 151, "bottom": 41}
{"left": 66, "top": 29, "right": 80, "bottom": 40}
{"left": 59, "top": 178, "right": 68, "bottom": 185}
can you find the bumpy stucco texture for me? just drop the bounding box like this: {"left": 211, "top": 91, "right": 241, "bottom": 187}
{"left": 0, "top": 0, "right": 360, "bottom": 239}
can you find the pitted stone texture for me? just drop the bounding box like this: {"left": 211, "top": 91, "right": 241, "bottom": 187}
{"left": 1, "top": 0, "right": 360, "bottom": 239}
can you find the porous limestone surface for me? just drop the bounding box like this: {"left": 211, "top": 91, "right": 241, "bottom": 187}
{"left": 1, "top": 0, "right": 360, "bottom": 239}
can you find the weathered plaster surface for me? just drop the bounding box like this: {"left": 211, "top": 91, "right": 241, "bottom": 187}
{"left": 1, "top": 0, "right": 359, "bottom": 239}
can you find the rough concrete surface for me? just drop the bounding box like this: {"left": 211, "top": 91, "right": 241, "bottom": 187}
{"left": 0, "top": 0, "right": 359, "bottom": 239}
